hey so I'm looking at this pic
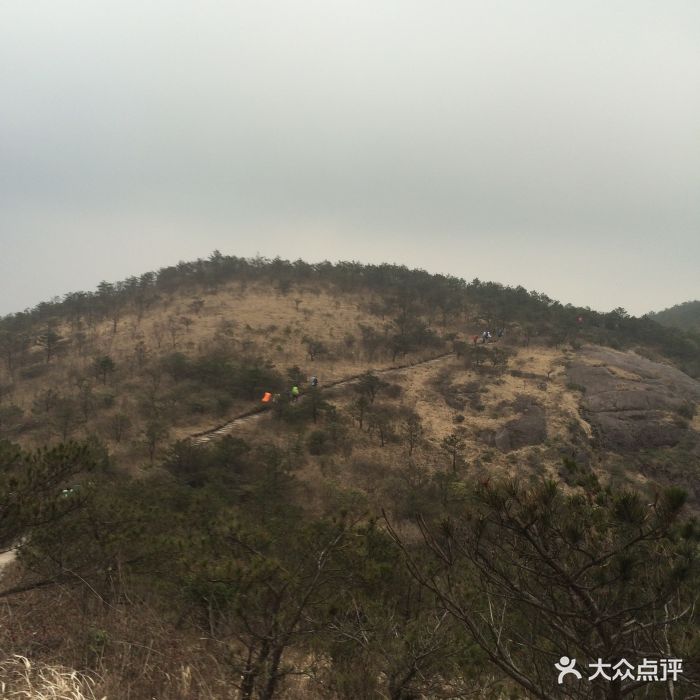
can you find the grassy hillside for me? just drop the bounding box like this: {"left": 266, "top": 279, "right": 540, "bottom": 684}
{"left": 1, "top": 255, "right": 699, "bottom": 699}
{"left": 1, "top": 255, "right": 698, "bottom": 456}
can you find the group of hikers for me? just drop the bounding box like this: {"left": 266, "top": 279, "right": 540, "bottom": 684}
{"left": 261, "top": 375, "right": 318, "bottom": 405}
{"left": 472, "top": 328, "right": 504, "bottom": 345}
{"left": 262, "top": 325, "right": 506, "bottom": 405}
{"left": 260, "top": 322, "right": 508, "bottom": 406}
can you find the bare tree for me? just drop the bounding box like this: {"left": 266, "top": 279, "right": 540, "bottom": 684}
{"left": 440, "top": 431, "right": 466, "bottom": 473}
{"left": 152, "top": 321, "right": 165, "bottom": 349}
{"left": 111, "top": 412, "right": 132, "bottom": 443}
{"left": 349, "top": 396, "right": 369, "bottom": 430}
{"left": 189, "top": 298, "right": 205, "bottom": 315}
{"left": 167, "top": 315, "right": 181, "bottom": 349}
{"left": 354, "top": 371, "right": 388, "bottom": 404}
{"left": 401, "top": 410, "right": 423, "bottom": 456}
{"left": 75, "top": 379, "right": 94, "bottom": 422}
{"left": 367, "top": 403, "right": 396, "bottom": 447}
{"left": 302, "top": 335, "right": 327, "bottom": 361}
{"left": 143, "top": 419, "right": 169, "bottom": 463}
{"left": 179, "top": 315, "right": 194, "bottom": 334}
{"left": 52, "top": 397, "right": 80, "bottom": 440}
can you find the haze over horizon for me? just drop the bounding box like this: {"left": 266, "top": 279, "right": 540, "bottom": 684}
{"left": 2, "top": 1, "right": 698, "bottom": 317}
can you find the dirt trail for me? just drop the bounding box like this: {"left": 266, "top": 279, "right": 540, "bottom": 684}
{"left": 190, "top": 352, "right": 454, "bottom": 445}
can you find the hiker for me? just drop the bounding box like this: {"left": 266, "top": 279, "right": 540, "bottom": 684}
{"left": 310, "top": 375, "right": 318, "bottom": 388}
{"left": 472, "top": 335, "right": 479, "bottom": 346}
{"left": 291, "top": 385, "right": 300, "bottom": 402}
{"left": 261, "top": 391, "right": 272, "bottom": 404}
{"left": 481, "top": 330, "right": 488, "bottom": 344}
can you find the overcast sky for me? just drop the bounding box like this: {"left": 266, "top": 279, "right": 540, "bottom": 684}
{"left": 1, "top": 1, "right": 698, "bottom": 317}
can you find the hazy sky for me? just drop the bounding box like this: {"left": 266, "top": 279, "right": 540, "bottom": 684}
{"left": 1, "top": 1, "right": 698, "bottom": 317}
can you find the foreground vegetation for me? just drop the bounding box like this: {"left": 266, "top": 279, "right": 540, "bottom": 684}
{"left": 1, "top": 430, "right": 698, "bottom": 698}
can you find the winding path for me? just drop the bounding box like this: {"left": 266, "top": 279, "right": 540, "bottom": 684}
{"left": 189, "top": 351, "right": 454, "bottom": 445}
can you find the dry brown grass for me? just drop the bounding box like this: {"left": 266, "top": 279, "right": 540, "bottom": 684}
{"left": 0, "top": 655, "right": 103, "bottom": 699}
{"left": 208, "top": 342, "right": 598, "bottom": 509}
{"left": 1, "top": 282, "right": 442, "bottom": 461}
{"left": 692, "top": 413, "right": 700, "bottom": 432}
{"left": 10, "top": 277, "right": 575, "bottom": 478}
{"left": 0, "top": 580, "right": 240, "bottom": 700}
{"left": 2, "top": 275, "right": 606, "bottom": 488}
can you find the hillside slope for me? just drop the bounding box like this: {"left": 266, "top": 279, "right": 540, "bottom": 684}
{"left": 649, "top": 299, "right": 700, "bottom": 333}
{"left": 1, "top": 256, "right": 697, "bottom": 503}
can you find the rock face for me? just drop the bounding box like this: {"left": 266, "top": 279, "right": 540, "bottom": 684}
{"left": 495, "top": 402, "right": 547, "bottom": 452}
{"left": 567, "top": 347, "right": 700, "bottom": 452}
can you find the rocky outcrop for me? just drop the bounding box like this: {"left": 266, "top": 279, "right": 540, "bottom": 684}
{"left": 567, "top": 347, "right": 699, "bottom": 452}
{"left": 494, "top": 401, "right": 547, "bottom": 452}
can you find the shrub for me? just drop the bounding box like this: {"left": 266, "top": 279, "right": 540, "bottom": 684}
{"left": 307, "top": 429, "right": 332, "bottom": 456}
{"left": 383, "top": 382, "right": 403, "bottom": 399}
{"left": 677, "top": 401, "right": 696, "bottom": 420}
{"left": 19, "top": 363, "right": 48, "bottom": 380}
{"left": 98, "top": 391, "right": 116, "bottom": 408}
